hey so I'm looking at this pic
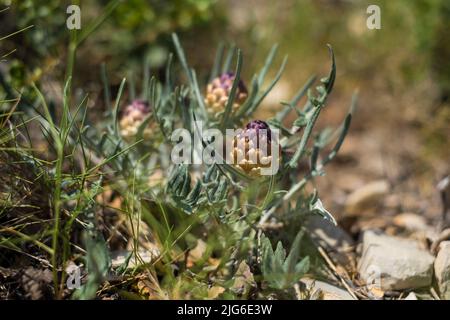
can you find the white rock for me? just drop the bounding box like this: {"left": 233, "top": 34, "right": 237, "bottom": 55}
{"left": 393, "top": 213, "right": 428, "bottom": 232}
{"left": 111, "top": 249, "right": 159, "bottom": 268}
{"left": 403, "top": 292, "right": 418, "bottom": 300}
{"left": 345, "top": 180, "right": 389, "bottom": 215}
{"left": 358, "top": 230, "right": 434, "bottom": 291}
{"left": 301, "top": 278, "right": 355, "bottom": 300}
{"left": 434, "top": 241, "right": 450, "bottom": 299}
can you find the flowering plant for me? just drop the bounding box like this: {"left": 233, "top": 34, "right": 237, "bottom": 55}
{"left": 1, "top": 32, "right": 355, "bottom": 300}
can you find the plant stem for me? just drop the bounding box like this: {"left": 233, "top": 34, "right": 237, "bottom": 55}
{"left": 258, "top": 177, "right": 307, "bottom": 226}
{"left": 52, "top": 144, "right": 64, "bottom": 299}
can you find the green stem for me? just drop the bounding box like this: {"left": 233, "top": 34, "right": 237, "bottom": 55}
{"left": 51, "top": 144, "right": 64, "bottom": 298}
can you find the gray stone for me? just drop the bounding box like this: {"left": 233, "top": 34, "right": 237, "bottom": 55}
{"left": 434, "top": 241, "right": 450, "bottom": 299}
{"left": 301, "top": 278, "right": 355, "bottom": 300}
{"left": 305, "top": 215, "right": 356, "bottom": 268}
{"left": 358, "top": 230, "right": 434, "bottom": 291}
{"left": 345, "top": 180, "right": 389, "bottom": 215}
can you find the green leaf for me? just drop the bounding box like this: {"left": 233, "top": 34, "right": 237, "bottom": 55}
{"left": 261, "top": 236, "right": 274, "bottom": 277}
{"left": 165, "top": 53, "right": 174, "bottom": 93}
{"left": 190, "top": 70, "right": 208, "bottom": 119}
{"left": 72, "top": 231, "right": 111, "bottom": 300}
{"left": 210, "top": 42, "right": 225, "bottom": 81}
{"left": 321, "top": 92, "right": 357, "bottom": 166}
{"left": 288, "top": 104, "right": 322, "bottom": 168}
{"left": 267, "top": 118, "right": 293, "bottom": 137}
{"left": 222, "top": 45, "right": 236, "bottom": 74}
{"left": 135, "top": 112, "right": 153, "bottom": 140}
{"left": 171, "top": 33, "right": 192, "bottom": 83}
{"left": 324, "top": 45, "right": 336, "bottom": 94}
{"left": 187, "top": 180, "right": 202, "bottom": 205}
{"left": 273, "top": 241, "right": 286, "bottom": 272}
{"left": 113, "top": 78, "right": 126, "bottom": 136}
{"left": 258, "top": 45, "right": 278, "bottom": 85}
{"left": 292, "top": 113, "right": 308, "bottom": 128}
{"left": 220, "top": 49, "right": 243, "bottom": 131}
{"left": 283, "top": 231, "right": 304, "bottom": 274}
{"left": 310, "top": 198, "right": 337, "bottom": 225}
{"left": 275, "top": 75, "right": 316, "bottom": 122}
{"left": 246, "top": 55, "right": 288, "bottom": 117}
{"left": 295, "top": 256, "right": 310, "bottom": 275}
{"left": 100, "top": 63, "right": 111, "bottom": 114}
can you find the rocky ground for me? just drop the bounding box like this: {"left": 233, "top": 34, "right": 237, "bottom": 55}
{"left": 301, "top": 175, "right": 450, "bottom": 300}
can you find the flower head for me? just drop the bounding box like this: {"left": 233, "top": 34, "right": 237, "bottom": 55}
{"left": 119, "top": 100, "right": 156, "bottom": 140}
{"left": 230, "top": 120, "right": 280, "bottom": 176}
{"left": 204, "top": 72, "right": 248, "bottom": 115}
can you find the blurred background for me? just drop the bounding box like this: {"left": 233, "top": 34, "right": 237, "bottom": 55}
{"left": 1, "top": 0, "right": 449, "bottom": 229}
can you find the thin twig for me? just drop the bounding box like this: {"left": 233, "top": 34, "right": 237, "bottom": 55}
{"left": 317, "top": 245, "right": 358, "bottom": 300}
{"left": 430, "top": 287, "right": 441, "bottom": 300}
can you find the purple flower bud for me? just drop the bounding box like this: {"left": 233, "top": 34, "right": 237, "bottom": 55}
{"left": 245, "top": 120, "right": 272, "bottom": 147}
{"left": 119, "top": 99, "right": 155, "bottom": 140}
{"left": 123, "top": 100, "right": 151, "bottom": 118}
{"left": 219, "top": 72, "right": 248, "bottom": 94}
{"left": 204, "top": 72, "right": 248, "bottom": 115}
{"left": 230, "top": 120, "right": 279, "bottom": 176}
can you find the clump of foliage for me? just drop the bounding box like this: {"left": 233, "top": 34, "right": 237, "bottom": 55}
{"left": 1, "top": 2, "right": 355, "bottom": 298}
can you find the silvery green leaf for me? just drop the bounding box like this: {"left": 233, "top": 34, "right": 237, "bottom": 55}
{"left": 310, "top": 198, "right": 337, "bottom": 225}
{"left": 221, "top": 49, "right": 243, "bottom": 131}
{"left": 187, "top": 180, "right": 202, "bottom": 205}
{"left": 294, "top": 256, "right": 310, "bottom": 275}
{"left": 72, "top": 231, "right": 111, "bottom": 300}
{"left": 283, "top": 231, "right": 303, "bottom": 274}
{"left": 324, "top": 45, "right": 336, "bottom": 94}
{"left": 215, "top": 178, "right": 228, "bottom": 201}
{"left": 275, "top": 75, "right": 316, "bottom": 122}
{"left": 293, "top": 114, "right": 308, "bottom": 128}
